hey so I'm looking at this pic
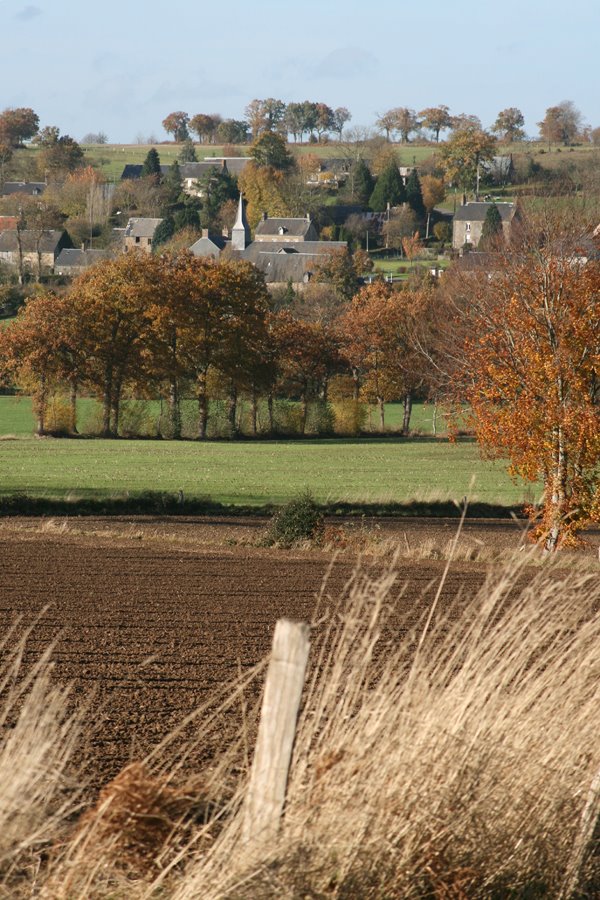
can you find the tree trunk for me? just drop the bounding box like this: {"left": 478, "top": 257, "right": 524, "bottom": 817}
{"left": 402, "top": 391, "right": 412, "bottom": 436}
{"left": 300, "top": 392, "right": 308, "bottom": 435}
{"left": 69, "top": 379, "right": 78, "bottom": 434}
{"left": 168, "top": 375, "right": 181, "bottom": 440}
{"left": 197, "top": 371, "right": 208, "bottom": 440}
{"left": 250, "top": 385, "right": 258, "bottom": 436}
{"left": 426, "top": 211, "right": 431, "bottom": 240}
{"left": 432, "top": 399, "right": 438, "bottom": 437}
{"left": 101, "top": 365, "right": 113, "bottom": 437}
{"left": 378, "top": 397, "right": 385, "bottom": 433}
{"left": 227, "top": 383, "right": 238, "bottom": 437}
{"left": 352, "top": 369, "right": 360, "bottom": 402}
{"left": 34, "top": 373, "right": 47, "bottom": 436}
{"left": 267, "top": 392, "right": 274, "bottom": 434}
{"left": 545, "top": 428, "right": 568, "bottom": 552}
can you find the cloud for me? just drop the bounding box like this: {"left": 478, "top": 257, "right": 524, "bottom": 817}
{"left": 313, "top": 47, "right": 379, "bottom": 79}
{"left": 15, "top": 4, "right": 42, "bottom": 21}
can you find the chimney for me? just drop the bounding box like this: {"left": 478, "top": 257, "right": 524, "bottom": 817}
{"left": 202, "top": 228, "right": 209, "bottom": 239}
{"left": 262, "top": 211, "right": 267, "bottom": 221}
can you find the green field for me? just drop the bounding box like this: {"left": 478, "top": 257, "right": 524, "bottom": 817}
{"left": 0, "top": 397, "right": 532, "bottom": 508}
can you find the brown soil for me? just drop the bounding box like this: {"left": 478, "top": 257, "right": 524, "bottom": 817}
{"left": 0, "top": 516, "right": 596, "bottom": 793}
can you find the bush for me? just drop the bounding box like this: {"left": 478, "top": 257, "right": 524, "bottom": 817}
{"left": 332, "top": 399, "right": 367, "bottom": 435}
{"left": 118, "top": 400, "right": 159, "bottom": 438}
{"left": 44, "top": 396, "right": 73, "bottom": 436}
{"left": 306, "top": 401, "right": 335, "bottom": 435}
{"left": 263, "top": 490, "right": 324, "bottom": 547}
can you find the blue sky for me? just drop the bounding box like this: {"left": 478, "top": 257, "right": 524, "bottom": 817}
{"left": 1, "top": 0, "right": 598, "bottom": 142}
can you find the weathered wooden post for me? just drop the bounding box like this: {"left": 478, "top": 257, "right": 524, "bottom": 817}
{"left": 242, "top": 618, "right": 310, "bottom": 845}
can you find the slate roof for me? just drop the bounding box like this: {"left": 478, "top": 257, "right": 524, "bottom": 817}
{"left": 179, "top": 161, "right": 226, "bottom": 180}
{"left": 0, "top": 229, "right": 66, "bottom": 253}
{"left": 453, "top": 202, "right": 516, "bottom": 222}
{"left": 207, "top": 157, "right": 250, "bottom": 176}
{"left": 124, "top": 217, "right": 163, "bottom": 239}
{"left": 1, "top": 181, "right": 46, "bottom": 197}
{"left": 189, "top": 234, "right": 228, "bottom": 255}
{"left": 241, "top": 240, "right": 347, "bottom": 283}
{"left": 120, "top": 164, "right": 170, "bottom": 180}
{"left": 255, "top": 217, "right": 315, "bottom": 239}
{"left": 55, "top": 248, "right": 112, "bottom": 270}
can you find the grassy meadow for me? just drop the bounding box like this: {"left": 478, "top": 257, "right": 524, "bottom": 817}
{"left": 0, "top": 396, "right": 532, "bottom": 508}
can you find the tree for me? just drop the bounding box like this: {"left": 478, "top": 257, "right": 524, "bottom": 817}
{"left": 314, "top": 247, "right": 360, "bottom": 301}
{"left": 189, "top": 114, "right": 218, "bottom": 143}
{"left": 81, "top": 131, "right": 108, "bottom": 144}
{"left": 216, "top": 119, "right": 248, "bottom": 144}
{"left": 0, "top": 107, "right": 39, "bottom": 147}
{"left": 245, "top": 99, "right": 286, "bottom": 138}
{"left": 352, "top": 158, "right": 375, "bottom": 205}
{"left": 405, "top": 169, "right": 426, "bottom": 221}
{"left": 141, "top": 148, "right": 162, "bottom": 180}
{"left": 0, "top": 143, "right": 13, "bottom": 186}
{"left": 421, "top": 175, "right": 446, "bottom": 238}
{"left": 439, "top": 126, "right": 497, "bottom": 194}
{"left": 162, "top": 111, "right": 190, "bottom": 142}
{"left": 237, "top": 162, "right": 288, "bottom": 227}
{"left": 163, "top": 160, "right": 183, "bottom": 205}
{"left": 418, "top": 106, "right": 452, "bottom": 142}
{"left": 375, "top": 109, "right": 398, "bottom": 141}
{"left": 369, "top": 161, "right": 406, "bottom": 211}
{"left": 453, "top": 222, "right": 600, "bottom": 550}
{"left": 314, "top": 103, "right": 334, "bottom": 139}
{"left": 492, "top": 108, "right": 525, "bottom": 142}
{"left": 250, "top": 131, "right": 294, "bottom": 172}
{"left": 479, "top": 202, "right": 503, "bottom": 250}
{"left": 179, "top": 139, "right": 197, "bottom": 163}
{"left": 394, "top": 108, "right": 419, "bottom": 143}
{"left": 332, "top": 107, "right": 351, "bottom": 140}
{"left": 37, "top": 131, "right": 84, "bottom": 175}
{"left": 538, "top": 101, "right": 583, "bottom": 146}
{"left": 382, "top": 206, "right": 417, "bottom": 253}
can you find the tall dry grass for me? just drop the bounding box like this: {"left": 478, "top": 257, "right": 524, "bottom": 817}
{"left": 1, "top": 559, "right": 600, "bottom": 897}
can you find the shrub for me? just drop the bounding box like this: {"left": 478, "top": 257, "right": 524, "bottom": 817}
{"left": 263, "top": 490, "right": 324, "bottom": 547}
{"left": 306, "top": 401, "right": 335, "bottom": 435}
{"left": 44, "top": 396, "right": 73, "bottom": 436}
{"left": 118, "top": 400, "right": 159, "bottom": 438}
{"left": 332, "top": 399, "right": 367, "bottom": 435}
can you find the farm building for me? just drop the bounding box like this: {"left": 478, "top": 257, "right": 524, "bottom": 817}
{"left": 452, "top": 201, "right": 518, "bottom": 250}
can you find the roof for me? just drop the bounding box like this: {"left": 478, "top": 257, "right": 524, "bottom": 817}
{"left": 1, "top": 182, "right": 46, "bottom": 197}
{"left": 179, "top": 161, "right": 226, "bottom": 180}
{"left": 55, "top": 248, "right": 112, "bottom": 269}
{"left": 124, "top": 218, "right": 163, "bottom": 239}
{"left": 241, "top": 240, "right": 348, "bottom": 283}
{"left": 206, "top": 157, "right": 250, "bottom": 176}
{"left": 453, "top": 202, "right": 517, "bottom": 223}
{"left": 255, "top": 216, "right": 315, "bottom": 239}
{"left": 0, "top": 229, "right": 66, "bottom": 253}
{"left": 120, "top": 164, "right": 170, "bottom": 180}
{"left": 189, "top": 234, "right": 228, "bottom": 255}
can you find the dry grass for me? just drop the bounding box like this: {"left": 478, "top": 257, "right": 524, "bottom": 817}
{"left": 1, "top": 558, "right": 600, "bottom": 896}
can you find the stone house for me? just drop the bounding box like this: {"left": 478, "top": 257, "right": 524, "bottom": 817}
{"left": 452, "top": 202, "right": 517, "bottom": 250}
{"left": 54, "top": 248, "right": 113, "bottom": 275}
{"left": 0, "top": 228, "right": 69, "bottom": 275}
{"left": 253, "top": 212, "right": 318, "bottom": 243}
{"left": 123, "top": 218, "right": 163, "bottom": 253}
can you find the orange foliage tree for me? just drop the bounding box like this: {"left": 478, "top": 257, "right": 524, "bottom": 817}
{"left": 457, "top": 247, "right": 600, "bottom": 550}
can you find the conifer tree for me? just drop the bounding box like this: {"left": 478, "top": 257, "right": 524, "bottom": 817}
{"left": 141, "top": 147, "right": 161, "bottom": 180}
{"left": 353, "top": 158, "right": 375, "bottom": 206}
{"left": 369, "top": 161, "right": 406, "bottom": 212}
{"left": 405, "top": 169, "right": 426, "bottom": 220}
{"left": 179, "top": 139, "right": 198, "bottom": 163}
{"left": 163, "top": 160, "right": 183, "bottom": 204}
{"left": 479, "top": 203, "right": 503, "bottom": 250}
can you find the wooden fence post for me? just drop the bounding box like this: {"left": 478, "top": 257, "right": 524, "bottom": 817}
{"left": 242, "top": 618, "right": 310, "bottom": 845}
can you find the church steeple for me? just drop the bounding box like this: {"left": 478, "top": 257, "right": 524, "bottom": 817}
{"left": 231, "top": 193, "right": 250, "bottom": 251}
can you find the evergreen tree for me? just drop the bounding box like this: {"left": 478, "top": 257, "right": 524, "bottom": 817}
{"left": 173, "top": 206, "right": 200, "bottom": 231}
{"left": 405, "top": 169, "right": 425, "bottom": 220}
{"left": 141, "top": 147, "right": 161, "bottom": 180}
{"left": 369, "top": 162, "right": 406, "bottom": 212}
{"left": 179, "top": 139, "right": 198, "bottom": 163}
{"left": 353, "top": 158, "right": 375, "bottom": 206}
{"left": 163, "top": 160, "right": 183, "bottom": 205}
{"left": 479, "top": 202, "right": 503, "bottom": 250}
{"left": 153, "top": 216, "right": 175, "bottom": 247}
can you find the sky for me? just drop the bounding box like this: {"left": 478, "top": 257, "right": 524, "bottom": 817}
{"left": 1, "top": 0, "right": 599, "bottom": 143}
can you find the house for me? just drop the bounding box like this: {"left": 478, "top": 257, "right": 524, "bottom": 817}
{"left": 120, "top": 158, "right": 250, "bottom": 197}
{"left": 0, "top": 229, "right": 69, "bottom": 274}
{"left": 0, "top": 181, "right": 46, "bottom": 198}
{"left": 120, "top": 164, "right": 170, "bottom": 180}
{"left": 189, "top": 229, "right": 229, "bottom": 259}
{"left": 254, "top": 212, "right": 318, "bottom": 243}
{"left": 55, "top": 248, "right": 113, "bottom": 275}
{"left": 123, "top": 218, "right": 163, "bottom": 253}
{"left": 452, "top": 202, "right": 517, "bottom": 250}
{"left": 0, "top": 216, "right": 19, "bottom": 232}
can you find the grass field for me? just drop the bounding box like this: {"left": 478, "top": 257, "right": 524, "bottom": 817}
{"left": 0, "top": 396, "right": 532, "bottom": 507}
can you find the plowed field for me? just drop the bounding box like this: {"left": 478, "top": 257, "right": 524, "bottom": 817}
{"left": 1, "top": 517, "right": 595, "bottom": 791}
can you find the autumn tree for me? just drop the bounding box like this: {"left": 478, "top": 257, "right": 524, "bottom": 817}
{"left": 0, "top": 107, "right": 39, "bottom": 147}
{"left": 216, "top": 119, "right": 248, "bottom": 144}
{"left": 376, "top": 107, "right": 419, "bottom": 142}
{"left": 421, "top": 175, "right": 446, "bottom": 238}
{"left": 189, "top": 114, "right": 219, "bottom": 143}
{"left": 440, "top": 126, "right": 497, "bottom": 194}
{"left": 418, "top": 105, "right": 452, "bottom": 142}
{"left": 162, "top": 111, "right": 190, "bottom": 142}
{"left": 332, "top": 107, "right": 351, "bottom": 140}
{"left": 538, "top": 101, "right": 583, "bottom": 146}
{"left": 382, "top": 207, "right": 417, "bottom": 252}
{"left": 237, "top": 162, "right": 288, "bottom": 228}
{"left": 492, "top": 107, "right": 525, "bottom": 142}
{"left": 453, "top": 220, "right": 600, "bottom": 550}
{"left": 314, "top": 247, "right": 360, "bottom": 301}
{"left": 37, "top": 130, "right": 84, "bottom": 175}
{"left": 250, "top": 131, "right": 294, "bottom": 172}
